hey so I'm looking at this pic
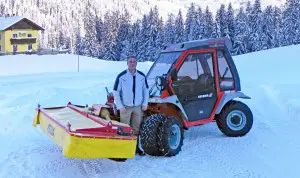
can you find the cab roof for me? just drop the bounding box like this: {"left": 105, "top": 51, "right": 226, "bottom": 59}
{"left": 162, "top": 37, "right": 232, "bottom": 52}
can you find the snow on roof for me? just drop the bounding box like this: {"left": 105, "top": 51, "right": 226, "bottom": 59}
{"left": 0, "top": 16, "right": 24, "bottom": 31}
{"left": 0, "top": 16, "right": 44, "bottom": 31}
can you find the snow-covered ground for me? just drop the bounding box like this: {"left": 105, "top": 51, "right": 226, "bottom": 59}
{"left": 0, "top": 45, "right": 300, "bottom": 178}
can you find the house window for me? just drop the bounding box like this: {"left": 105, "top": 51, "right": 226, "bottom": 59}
{"left": 0, "top": 34, "right": 1, "bottom": 40}
{"left": 28, "top": 44, "right": 32, "bottom": 50}
{"left": 13, "top": 44, "right": 18, "bottom": 52}
{"left": 28, "top": 34, "right": 32, "bottom": 37}
{"left": 0, "top": 45, "right": 1, "bottom": 51}
{"left": 13, "top": 34, "right": 18, "bottom": 38}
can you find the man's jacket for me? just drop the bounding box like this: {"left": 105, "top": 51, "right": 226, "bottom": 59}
{"left": 113, "top": 69, "right": 149, "bottom": 109}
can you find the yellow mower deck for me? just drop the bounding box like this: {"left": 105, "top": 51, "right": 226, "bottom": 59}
{"left": 33, "top": 103, "right": 137, "bottom": 159}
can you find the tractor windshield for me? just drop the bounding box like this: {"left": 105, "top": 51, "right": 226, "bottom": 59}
{"left": 146, "top": 52, "right": 182, "bottom": 96}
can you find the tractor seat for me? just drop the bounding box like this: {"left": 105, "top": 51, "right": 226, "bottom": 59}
{"left": 195, "top": 73, "right": 214, "bottom": 92}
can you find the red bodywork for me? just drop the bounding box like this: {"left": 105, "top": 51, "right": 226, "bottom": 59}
{"left": 158, "top": 47, "right": 233, "bottom": 129}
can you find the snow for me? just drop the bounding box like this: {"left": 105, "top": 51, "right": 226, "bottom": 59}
{"left": 0, "top": 16, "right": 23, "bottom": 31}
{"left": 1, "top": 44, "right": 300, "bottom": 177}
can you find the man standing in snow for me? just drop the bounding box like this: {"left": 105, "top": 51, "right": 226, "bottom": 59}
{"left": 113, "top": 55, "right": 149, "bottom": 136}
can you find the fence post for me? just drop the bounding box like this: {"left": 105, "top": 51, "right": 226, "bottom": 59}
{"left": 77, "top": 55, "right": 79, "bottom": 72}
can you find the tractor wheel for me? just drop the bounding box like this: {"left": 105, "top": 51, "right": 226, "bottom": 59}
{"left": 158, "top": 116, "right": 184, "bottom": 156}
{"left": 216, "top": 100, "right": 253, "bottom": 137}
{"left": 139, "top": 114, "right": 165, "bottom": 156}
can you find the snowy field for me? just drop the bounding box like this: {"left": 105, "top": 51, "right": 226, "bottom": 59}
{"left": 0, "top": 45, "right": 300, "bottom": 178}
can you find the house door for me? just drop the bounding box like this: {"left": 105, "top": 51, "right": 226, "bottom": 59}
{"left": 13, "top": 44, "right": 18, "bottom": 52}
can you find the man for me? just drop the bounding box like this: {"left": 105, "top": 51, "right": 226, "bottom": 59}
{"left": 113, "top": 55, "right": 149, "bottom": 136}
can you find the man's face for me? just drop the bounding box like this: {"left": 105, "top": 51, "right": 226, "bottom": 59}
{"left": 127, "top": 57, "right": 137, "bottom": 70}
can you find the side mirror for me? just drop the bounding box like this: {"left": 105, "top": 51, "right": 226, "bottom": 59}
{"left": 170, "top": 68, "right": 178, "bottom": 81}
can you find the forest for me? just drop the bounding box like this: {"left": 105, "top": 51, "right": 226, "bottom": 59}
{"left": 0, "top": 0, "right": 299, "bottom": 61}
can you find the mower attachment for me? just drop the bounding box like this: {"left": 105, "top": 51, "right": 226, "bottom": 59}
{"left": 32, "top": 102, "right": 137, "bottom": 159}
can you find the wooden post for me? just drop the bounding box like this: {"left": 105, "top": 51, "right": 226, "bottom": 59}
{"left": 77, "top": 55, "right": 79, "bottom": 72}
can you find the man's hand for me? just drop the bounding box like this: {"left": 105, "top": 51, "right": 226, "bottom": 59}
{"left": 142, "top": 105, "right": 148, "bottom": 111}
{"left": 120, "top": 107, "right": 127, "bottom": 113}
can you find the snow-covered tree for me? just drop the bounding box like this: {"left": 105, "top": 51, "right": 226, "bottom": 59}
{"left": 164, "top": 13, "right": 176, "bottom": 46}
{"left": 232, "top": 7, "right": 249, "bottom": 55}
{"left": 138, "top": 14, "right": 150, "bottom": 61}
{"left": 184, "top": 3, "right": 197, "bottom": 41}
{"left": 215, "top": 4, "right": 228, "bottom": 38}
{"left": 203, "top": 6, "right": 215, "bottom": 39}
{"left": 273, "top": 7, "right": 283, "bottom": 47}
{"left": 227, "top": 3, "right": 235, "bottom": 43}
{"left": 102, "top": 11, "right": 119, "bottom": 61}
{"left": 196, "top": 7, "right": 205, "bottom": 40}
{"left": 282, "top": 0, "right": 300, "bottom": 46}
{"left": 0, "top": 4, "right": 5, "bottom": 16}
{"left": 174, "top": 10, "right": 184, "bottom": 43}
{"left": 0, "top": 0, "right": 299, "bottom": 59}
{"left": 248, "top": 0, "right": 264, "bottom": 52}
{"left": 155, "top": 17, "right": 164, "bottom": 59}
{"left": 116, "top": 9, "right": 131, "bottom": 61}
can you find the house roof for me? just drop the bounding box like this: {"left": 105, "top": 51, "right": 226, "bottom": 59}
{"left": 0, "top": 16, "right": 45, "bottom": 31}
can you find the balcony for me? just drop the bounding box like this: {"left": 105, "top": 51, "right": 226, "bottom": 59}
{"left": 10, "top": 37, "right": 37, "bottom": 44}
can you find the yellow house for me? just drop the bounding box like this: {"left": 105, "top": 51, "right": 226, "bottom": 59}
{"left": 0, "top": 16, "right": 44, "bottom": 53}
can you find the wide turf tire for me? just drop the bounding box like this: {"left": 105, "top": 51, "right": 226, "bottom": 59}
{"left": 216, "top": 100, "right": 253, "bottom": 137}
{"left": 139, "top": 114, "right": 165, "bottom": 156}
{"left": 158, "top": 116, "right": 184, "bottom": 156}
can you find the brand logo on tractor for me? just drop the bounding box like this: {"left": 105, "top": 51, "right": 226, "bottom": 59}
{"left": 198, "top": 93, "right": 213, "bottom": 99}
{"left": 47, "top": 124, "right": 55, "bottom": 136}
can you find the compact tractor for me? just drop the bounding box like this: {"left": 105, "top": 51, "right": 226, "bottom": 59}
{"left": 33, "top": 37, "right": 253, "bottom": 159}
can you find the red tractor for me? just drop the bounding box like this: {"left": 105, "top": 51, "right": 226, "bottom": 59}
{"left": 138, "top": 37, "right": 253, "bottom": 156}
{"left": 32, "top": 37, "right": 253, "bottom": 160}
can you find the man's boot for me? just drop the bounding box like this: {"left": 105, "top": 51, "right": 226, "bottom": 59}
{"left": 136, "top": 136, "right": 145, "bottom": 156}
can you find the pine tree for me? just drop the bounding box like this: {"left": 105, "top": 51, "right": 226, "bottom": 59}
{"left": 184, "top": 3, "right": 196, "bottom": 41}
{"left": 102, "top": 10, "right": 120, "bottom": 61}
{"left": 0, "top": 4, "right": 5, "bottom": 16}
{"left": 75, "top": 29, "right": 83, "bottom": 55}
{"left": 203, "top": 6, "right": 215, "bottom": 39}
{"left": 262, "top": 6, "right": 275, "bottom": 49}
{"left": 232, "top": 7, "right": 249, "bottom": 55}
{"left": 95, "top": 15, "right": 105, "bottom": 58}
{"left": 196, "top": 7, "right": 205, "bottom": 40}
{"left": 147, "top": 6, "right": 160, "bottom": 61}
{"left": 116, "top": 9, "right": 131, "bottom": 61}
{"left": 138, "top": 14, "right": 150, "bottom": 61}
{"left": 248, "top": 0, "right": 264, "bottom": 52}
{"left": 175, "top": 9, "right": 184, "bottom": 43}
{"left": 164, "top": 13, "right": 175, "bottom": 46}
{"left": 81, "top": 2, "right": 99, "bottom": 57}
{"left": 215, "top": 4, "right": 228, "bottom": 38}
{"left": 155, "top": 17, "right": 164, "bottom": 59}
{"left": 282, "top": 0, "right": 300, "bottom": 46}
{"left": 227, "top": 3, "right": 235, "bottom": 43}
{"left": 129, "top": 20, "right": 141, "bottom": 57}
{"left": 273, "top": 7, "right": 283, "bottom": 47}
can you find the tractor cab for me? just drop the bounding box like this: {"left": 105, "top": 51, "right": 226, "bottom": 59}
{"left": 146, "top": 37, "right": 244, "bottom": 123}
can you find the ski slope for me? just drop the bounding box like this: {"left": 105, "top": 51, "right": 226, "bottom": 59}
{"left": 0, "top": 45, "right": 300, "bottom": 178}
